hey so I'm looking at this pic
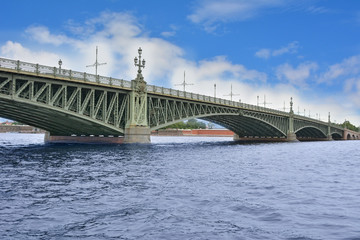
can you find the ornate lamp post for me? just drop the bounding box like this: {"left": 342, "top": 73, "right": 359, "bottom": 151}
{"left": 133, "top": 47, "right": 147, "bottom": 92}
{"left": 134, "top": 47, "right": 146, "bottom": 76}
{"left": 214, "top": 83, "right": 216, "bottom": 98}
{"left": 58, "top": 59, "right": 62, "bottom": 74}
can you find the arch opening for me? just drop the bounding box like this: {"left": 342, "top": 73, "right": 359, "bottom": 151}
{"left": 295, "top": 126, "right": 327, "bottom": 140}
{"left": 347, "top": 133, "right": 352, "bottom": 140}
{"left": 201, "top": 114, "right": 286, "bottom": 139}
{"left": 331, "top": 132, "right": 342, "bottom": 140}
{"left": 0, "top": 98, "right": 124, "bottom": 137}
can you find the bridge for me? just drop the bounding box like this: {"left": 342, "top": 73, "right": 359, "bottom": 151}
{"left": 0, "top": 48, "right": 359, "bottom": 143}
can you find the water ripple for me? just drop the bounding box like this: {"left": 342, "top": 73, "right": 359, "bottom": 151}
{"left": 0, "top": 134, "right": 360, "bottom": 239}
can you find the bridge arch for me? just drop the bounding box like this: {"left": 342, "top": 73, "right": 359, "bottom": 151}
{"left": 331, "top": 132, "right": 342, "bottom": 140}
{"left": 295, "top": 126, "right": 327, "bottom": 139}
{"left": 0, "top": 97, "right": 125, "bottom": 136}
{"left": 150, "top": 112, "right": 238, "bottom": 131}
{"left": 202, "top": 114, "right": 287, "bottom": 138}
{"left": 347, "top": 133, "right": 351, "bottom": 140}
{"left": 0, "top": 72, "right": 130, "bottom": 136}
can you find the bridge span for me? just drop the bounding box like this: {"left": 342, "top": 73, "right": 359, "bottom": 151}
{"left": 0, "top": 49, "right": 358, "bottom": 143}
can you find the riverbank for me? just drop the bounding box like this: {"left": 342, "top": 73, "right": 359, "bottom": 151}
{"left": 151, "top": 129, "right": 234, "bottom": 137}
{"left": 0, "top": 125, "right": 45, "bottom": 133}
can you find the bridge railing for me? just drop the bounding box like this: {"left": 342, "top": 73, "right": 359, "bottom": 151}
{"left": 293, "top": 113, "right": 344, "bottom": 130}
{"left": 1, "top": 57, "right": 336, "bottom": 121}
{"left": 145, "top": 82, "right": 288, "bottom": 116}
{"left": 0, "top": 57, "right": 133, "bottom": 89}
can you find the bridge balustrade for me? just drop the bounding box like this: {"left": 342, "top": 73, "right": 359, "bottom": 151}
{"left": 0, "top": 57, "right": 132, "bottom": 89}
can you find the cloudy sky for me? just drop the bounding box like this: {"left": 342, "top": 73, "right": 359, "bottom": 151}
{"left": 1, "top": 0, "right": 360, "bottom": 125}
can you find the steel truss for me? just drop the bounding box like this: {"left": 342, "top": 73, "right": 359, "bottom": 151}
{"left": 0, "top": 72, "right": 128, "bottom": 136}
{"left": 0, "top": 70, "right": 345, "bottom": 139}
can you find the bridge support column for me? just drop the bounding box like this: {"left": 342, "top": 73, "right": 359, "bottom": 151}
{"left": 286, "top": 133, "right": 298, "bottom": 142}
{"left": 327, "top": 112, "right": 333, "bottom": 141}
{"left": 123, "top": 47, "right": 150, "bottom": 144}
{"left": 44, "top": 131, "right": 51, "bottom": 142}
{"left": 286, "top": 97, "right": 298, "bottom": 142}
{"left": 233, "top": 134, "right": 241, "bottom": 141}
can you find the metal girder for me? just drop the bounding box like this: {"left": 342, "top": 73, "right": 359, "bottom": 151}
{"left": 147, "top": 95, "right": 239, "bottom": 130}
{"left": 0, "top": 72, "right": 129, "bottom": 136}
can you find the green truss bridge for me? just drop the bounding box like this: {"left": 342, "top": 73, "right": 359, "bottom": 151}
{"left": 0, "top": 51, "right": 358, "bottom": 143}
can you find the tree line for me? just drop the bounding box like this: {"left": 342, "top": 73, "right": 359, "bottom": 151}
{"left": 162, "top": 119, "right": 207, "bottom": 129}
{"left": 337, "top": 120, "right": 359, "bottom": 132}
{"left": 163, "top": 119, "right": 360, "bottom": 132}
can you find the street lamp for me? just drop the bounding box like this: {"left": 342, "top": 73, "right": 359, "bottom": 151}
{"left": 58, "top": 59, "right": 62, "bottom": 74}
{"left": 134, "top": 47, "right": 145, "bottom": 74}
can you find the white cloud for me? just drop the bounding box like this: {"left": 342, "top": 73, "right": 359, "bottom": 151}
{"left": 161, "top": 31, "right": 176, "bottom": 38}
{"left": 188, "top": 0, "right": 330, "bottom": 33}
{"left": 306, "top": 6, "right": 329, "bottom": 14}
{"left": 344, "top": 77, "right": 360, "bottom": 110}
{"left": 178, "top": 56, "right": 267, "bottom": 84}
{"left": 1, "top": 41, "right": 60, "bottom": 65}
{"left": 318, "top": 55, "right": 360, "bottom": 84}
{"left": 255, "top": 49, "right": 271, "bottom": 59}
{"left": 25, "top": 26, "right": 76, "bottom": 46}
{"left": 188, "top": 0, "right": 286, "bottom": 27}
{"left": 276, "top": 62, "right": 318, "bottom": 87}
{"left": 0, "top": 11, "right": 359, "bottom": 125}
{"left": 161, "top": 25, "right": 177, "bottom": 38}
{"left": 255, "top": 41, "right": 299, "bottom": 59}
{"left": 273, "top": 41, "right": 299, "bottom": 56}
{"left": 188, "top": 0, "right": 319, "bottom": 32}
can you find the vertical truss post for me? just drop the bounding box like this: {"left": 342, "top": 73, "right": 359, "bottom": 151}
{"left": 124, "top": 47, "right": 150, "bottom": 143}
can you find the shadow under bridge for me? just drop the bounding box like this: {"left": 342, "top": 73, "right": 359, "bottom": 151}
{"left": 201, "top": 114, "right": 287, "bottom": 138}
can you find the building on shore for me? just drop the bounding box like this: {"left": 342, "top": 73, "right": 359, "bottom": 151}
{"left": 151, "top": 129, "right": 234, "bottom": 137}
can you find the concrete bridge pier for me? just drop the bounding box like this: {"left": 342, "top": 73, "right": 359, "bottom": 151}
{"left": 124, "top": 127, "right": 151, "bottom": 143}
{"left": 286, "top": 133, "right": 298, "bottom": 142}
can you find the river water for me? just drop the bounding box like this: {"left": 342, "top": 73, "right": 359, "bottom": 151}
{"left": 0, "top": 133, "right": 359, "bottom": 240}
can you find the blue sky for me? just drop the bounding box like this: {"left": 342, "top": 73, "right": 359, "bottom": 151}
{"left": 1, "top": 0, "right": 360, "bottom": 125}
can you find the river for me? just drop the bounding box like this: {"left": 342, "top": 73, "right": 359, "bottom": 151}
{"left": 0, "top": 133, "right": 359, "bottom": 239}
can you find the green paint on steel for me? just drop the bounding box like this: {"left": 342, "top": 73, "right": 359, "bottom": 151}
{"left": 0, "top": 57, "right": 345, "bottom": 139}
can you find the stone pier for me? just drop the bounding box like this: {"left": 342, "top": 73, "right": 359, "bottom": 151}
{"left": 124, "top": 127, "right": 151, "bottom": 143}
{"left": 44, "top": 132, "right": 124, "bottom": 144}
